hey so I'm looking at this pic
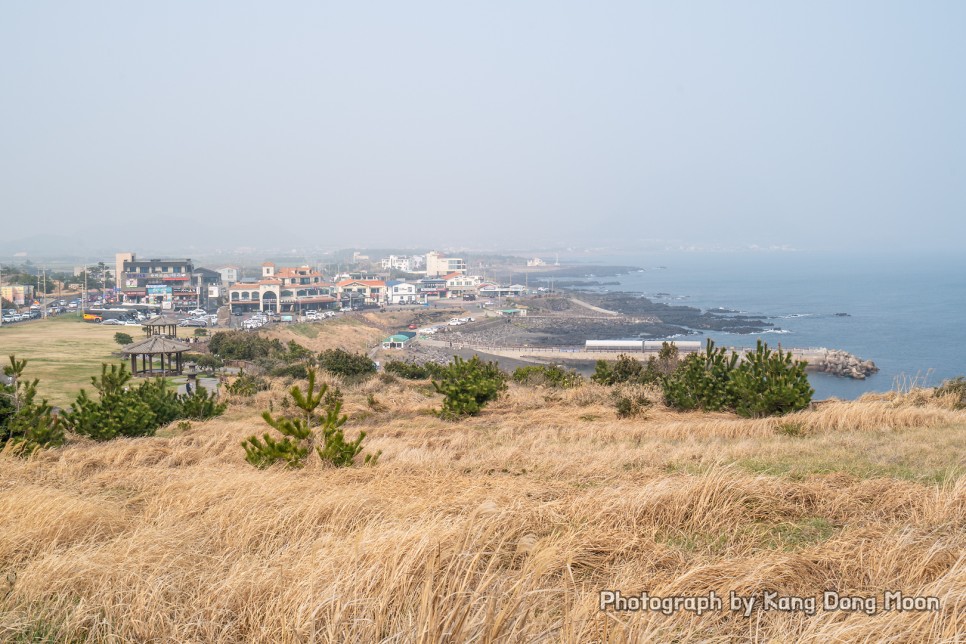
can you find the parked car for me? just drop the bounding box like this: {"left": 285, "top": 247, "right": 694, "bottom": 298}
{"left": 100, "top": 319, "right": 124, "bottom": 325}
{"left": 179, "top": 318, "right": 208, "bottom": 327}
{"left": 188, "top": 308, "right": 207, "bottom": 317}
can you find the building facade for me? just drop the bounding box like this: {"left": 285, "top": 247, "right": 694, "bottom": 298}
{"left": 119, "top": 256, "right": 197, "bottom": 310}
{"left": 1, "top": 285, "right": 34, "bottom": 306}
{"left": 228, "top": 263, "right": 335, "bottom": 313}
{"left": 386, "top": 281, "right": 419, "bottom": 304}
{"left": 336, "top": 280, "right": 386, "bottom": 306}
{"left": 217, "top": 266, "right": 239, "bottom": 285}
{"left": 425, "top": 251, "right": 466, "bottom": 277}
{"left": 444, "top": 273, "right": 482, "bottom": 298}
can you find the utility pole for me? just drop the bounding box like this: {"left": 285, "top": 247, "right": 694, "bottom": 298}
{"left": 0, "top": 263, "right": 4, "bottom": 327}
{"left": 42, "top": 267, "right": 47, "bottom": 319}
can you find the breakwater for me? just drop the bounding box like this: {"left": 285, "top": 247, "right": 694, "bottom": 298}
{"left": 415, "top": 338, "right": 879, "bottom": 380}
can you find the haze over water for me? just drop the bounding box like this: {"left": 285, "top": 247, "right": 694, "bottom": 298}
{"left": 595, "top": 250, "right": 965, "bottom": 400}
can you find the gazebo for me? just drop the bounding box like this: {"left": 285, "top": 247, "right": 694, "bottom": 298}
{"left": 122, "top": 336, "right": 192, "bottom": 376}
{"left": 143, "top": 315, "right": 181, "bottom": 337}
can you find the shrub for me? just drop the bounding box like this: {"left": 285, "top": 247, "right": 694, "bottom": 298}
{"left": 730, "top": 340, "right": 813, "bottom": 418}
{"left": 193, "top": 328, "right": 208, "bottom": 337}
{"left": 318, "top": 349, "right": 376, "bottom": 380}
{"left": 432, "top": 355, "right": 507, "bottom": 420}
{"left": 935, "top": 377, "right": 966, "bottom": 409}
{"left": 185, "top": 353, "right": 224, "bottom": 371}
{"left": 241, "top": 368, "right": 379, "bottom": 468}
{"left": 384, "top": 360, "right": 438, "bottom": 380}
{"left": 64, "top": 363, "right": 227, "bottom": 440}
{"left": 0, "top": 356, "right": 64, "bottom": 456}
{"left": 225, "top": 369, "right": 269, "bottom": 397}
{"left": 614, "top": 391, "right": 652, "bottom": 418}
{"left": 661, "top": 339, "right": 813, "bottom": 417}
{"left": 208, "top": 331, "right": 284, "bottom": 360}
{"left": 662, "top": 340, "right": 739, "bottom": 412}
{"left": 591, "top": 343, "right": 680, "bottom": 387}
{"left": 591, "top": 354, "right": 662, "bottom": 386}
{"left": 179, "top": 385, "right": 228, "bottom": 420}
{"left": 64, "top": 365, "right": 159, "bottom": 440}
{"left": 270, "top": 363, "right": 311, "bottom": 379}
{"left": 113, "top": 332, "right": 134, "bottom": 346}
{"left": 512, "top": 365, "right": 583, "bottom": 388}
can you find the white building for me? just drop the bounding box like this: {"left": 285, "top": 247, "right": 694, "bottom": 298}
{"left": 445, "top": 273, "right": 482, "bottom": 298}
{"left": 425, "top": 251, "right": 466, "bottom": 277}
{"left": 217, "top": 266, "right": 239, "bottom": 285}
{"left": 380, "top": 255, "right": 414, "bottom": 273}
{"left": 386, "top": 281, "right": 419, "bottom": 304}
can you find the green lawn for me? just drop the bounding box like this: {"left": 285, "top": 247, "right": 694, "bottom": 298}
{"left": 0, "top": 315, "right": 134, "bottom": 407}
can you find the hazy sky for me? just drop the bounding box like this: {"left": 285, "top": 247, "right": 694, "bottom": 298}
{"left": 2, "top": 2, "right": 964, "bottom": 253}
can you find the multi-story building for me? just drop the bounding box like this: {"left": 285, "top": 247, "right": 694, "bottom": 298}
{"left": 217, "top": 266, "right": 239, "bottom": 286}
{"left": 1, "top": 285, "right": 34, "bottom": 306}
{"left": 115, "top": 252, "right": 134, "bottom": 289}
{"left": 444, "top": 273, "right": 482, "bottom": 298}
{"left": 228, "top": 262, "right": 335, "bottom": 313}
{"left": 425, "top": 251, "right": 466, "bottom": 277}
{"left": 336, "top": 279, "right": 386, "bottom": 306}
{"left": 192, "top": 268, "right": 224, "bottom": 310}
{"left": 119, "top": 255, "right": 196, "bottom": 310}
{"left": 416, "top": 276, "right": 448, "bottom": 299}
{"left": 380, "top": 255, "right": 411, "bottom": 273}
{"left": 386, "top": 281, "right": 419, "bottom": 304}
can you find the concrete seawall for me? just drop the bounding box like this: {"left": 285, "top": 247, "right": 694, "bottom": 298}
{"left": 416, "top": 338, "right": 879, "bottom": 380}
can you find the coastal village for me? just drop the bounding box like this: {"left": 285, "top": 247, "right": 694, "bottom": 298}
{"left": 1, "top": 249, "right": 879, "bottom": 381}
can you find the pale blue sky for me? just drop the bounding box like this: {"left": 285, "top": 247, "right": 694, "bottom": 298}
{"left": 2, "top": 2, "right": 964, "bottom": 252}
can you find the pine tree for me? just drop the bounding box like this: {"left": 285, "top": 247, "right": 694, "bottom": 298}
{"left": 64, "top": 364, "right": 158, "bottom": 440}
{"left": 0, "top": 356, "right": 64, "bottom": 456}
{"left": 242, "top": 368, "right": 378, "bottom": 468}
{"left": 730, "top": 340, "right": 813, "bottom": 417}
{"left": 432, "top": 355, "right": 507, "bottom": 419}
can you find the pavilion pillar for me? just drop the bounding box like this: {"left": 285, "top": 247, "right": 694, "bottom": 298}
{"left": 130, "top": 354, "right": 136, "bottom": 376}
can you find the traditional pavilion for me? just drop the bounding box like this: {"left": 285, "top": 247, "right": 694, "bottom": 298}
{"left": 121, "top": 336, "right": 192, "bottom": 376}
{"left": 142, "top": 315, "right": 181, "bottom": 337}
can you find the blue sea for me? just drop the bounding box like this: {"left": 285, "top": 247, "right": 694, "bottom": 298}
{"left": 583, "top": 251, "right": 965, "bottom": 400}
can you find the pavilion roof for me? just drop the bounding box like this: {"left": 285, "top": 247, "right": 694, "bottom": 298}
{"left": 142, "top": 315, "right": 182, "bottom": 327}
{"left": 121, "top": 336, "right": 192, "bottom": 355}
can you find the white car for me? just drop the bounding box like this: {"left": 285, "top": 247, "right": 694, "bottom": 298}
{"left": 100, "top": 319, "right": 125, "bottom": 325}
{"left": 188, "top": 308, "right": 207, "bottom": 317}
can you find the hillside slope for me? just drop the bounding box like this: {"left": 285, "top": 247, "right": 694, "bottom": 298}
{"left": 2, "top": 382, "right": 964, "bottom": 642}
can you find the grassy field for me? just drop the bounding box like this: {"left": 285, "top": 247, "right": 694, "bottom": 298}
{"left": 0, "top": 315, "right": 130, "bottom": 406}
{"left": 1, "top": 375, "right": 964, "bottom": 641}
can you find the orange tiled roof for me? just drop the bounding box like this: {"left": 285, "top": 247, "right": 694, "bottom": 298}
{"left": 337, "top": 279, "right": 385, "bottom": 288}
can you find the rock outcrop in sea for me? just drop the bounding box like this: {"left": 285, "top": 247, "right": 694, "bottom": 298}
{"left": 811, "top": 350, "right": 879, "bottom": 380}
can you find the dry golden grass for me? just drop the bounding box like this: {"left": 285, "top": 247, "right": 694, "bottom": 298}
{"left": 263, "top": 316, "right": 388, "bottom": 353}
{"left": 1, "top": 380, "right": 964, "bottom": 642}
{"left": 0, "top": 315, "right": 128, "bottom": 406}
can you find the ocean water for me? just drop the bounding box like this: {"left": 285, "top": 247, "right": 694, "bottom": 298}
{"left": 587, "top": 251, "right": 966, "bottom": 400}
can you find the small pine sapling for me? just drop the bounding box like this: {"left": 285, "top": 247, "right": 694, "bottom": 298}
{"left": 242, "top": 368, "right": 379, "bottom": 468}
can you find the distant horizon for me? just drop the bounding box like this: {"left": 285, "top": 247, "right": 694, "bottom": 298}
{"left": 4, "top": 3, "right": 966, "bottom": 254}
